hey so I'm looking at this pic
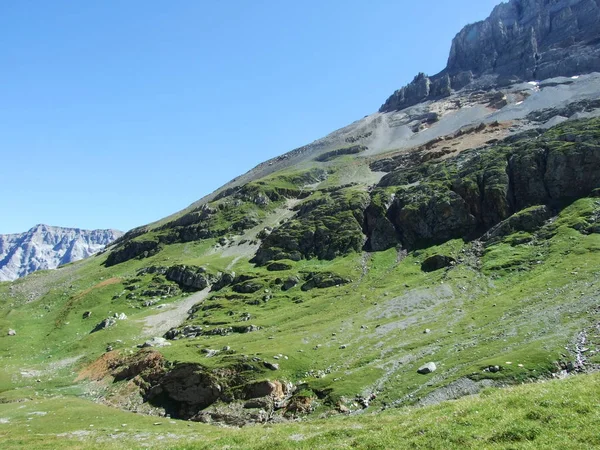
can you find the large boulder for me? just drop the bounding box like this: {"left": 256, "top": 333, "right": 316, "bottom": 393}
{"left": 417, "top": 362, "right": 437, "bottom": 375}
{"left": 165, "top": 265, "right": 212, "bottom": 291}
{"left": 105, "top": 240, "right": 162, "bottom": 266}
{"left": 421, "top": 255, "right": 456, "bottom": 273}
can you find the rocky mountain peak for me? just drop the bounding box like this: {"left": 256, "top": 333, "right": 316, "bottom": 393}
{"left": 380, "top": 0, "right": 600, "bottom": 112}
{"left": 0, "top": 225, "right": 123, "bottom": 281}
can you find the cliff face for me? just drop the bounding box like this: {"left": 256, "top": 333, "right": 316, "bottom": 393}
{"left": 0, "top": 224, "right": 123, "bottom": 281}
{"left": 380, "top": 0, "right": 600, "bottom": 112}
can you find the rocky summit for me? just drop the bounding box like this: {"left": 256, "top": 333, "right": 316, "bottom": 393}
{"left": 2, "top": 0, "right": 600, "bottom": 448}
{"left": 380, "top": 0, "right": 600, "bottom": 112}
{"left": 0, "top": 224, "right": 122, "bottom": 281}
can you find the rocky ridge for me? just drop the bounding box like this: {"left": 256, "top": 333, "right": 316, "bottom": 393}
{"left": 380, "top": 0, "right": 600, "bottom": 112}
{"left": 0, "top": 224, "right": 122, "bottom": 281}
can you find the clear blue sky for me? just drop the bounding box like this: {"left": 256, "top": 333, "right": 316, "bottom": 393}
{"left": 0, "top": 0, "right": 500, "bottom": 234}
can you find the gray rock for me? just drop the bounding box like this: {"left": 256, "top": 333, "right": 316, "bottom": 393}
{"left": 282, "top": 276, "right": 300, "bottom": 291}
{"left": 263, "top": 361, "right": 280, "bottom": 371}
{"left": 421, "top": 255, "right": 456, "bottom": 273}
{"left": 7, "top": 329, "right": 16, "bottom": 336}
{"left": 448, "top": 0, "right": 600, "bottom": 81}
{"left": 380, "top": 0, "right": 600, "bottom": 113}
{"left": 417, "top": 362, "right": 437, "bottom": 375}
{"left": 142, "top": 337, "right": 171, "bottom": 348}
{"left": 82, "top": 311, "right": 92, "bottom": 319}
{"left": 165, "top": 265, "right": 211, "bottom": 291}
{"left": 91, "top": 318, "right": 117, "bottom": 332}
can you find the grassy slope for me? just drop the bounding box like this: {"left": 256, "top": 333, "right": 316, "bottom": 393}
{"left": 2, "top": 121, "right": 600, "bottom": 447}
{"left": 0, "top": 373, "right": 598, "bottom": 449}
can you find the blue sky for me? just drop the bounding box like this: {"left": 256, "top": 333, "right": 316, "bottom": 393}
{"left": 0, "top": 0, "right": 500, "bottom": 234}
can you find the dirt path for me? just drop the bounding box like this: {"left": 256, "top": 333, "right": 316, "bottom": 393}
{"left": 140, "top": 288, "right": 210, "bottom": 337}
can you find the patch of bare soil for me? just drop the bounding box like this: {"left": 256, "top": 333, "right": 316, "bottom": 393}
{"left": 75, "top": 350, "right": 123, "bottom": 382}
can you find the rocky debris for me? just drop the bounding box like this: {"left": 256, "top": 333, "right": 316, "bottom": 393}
{"left": 165, "top": 325, "right": 203, "bottom": 340}
{"left": 356, "top": 393, "right": 377, "bottom": 409}
{"left": 7, "top": 329, "right": 16, "bottom": 336}
{"left": 380, "top": 0, "right": 600, "bottom": 113}
{"left": 421, "top": 255, "right": 456, "bottom": 272}
{"left": 527, "top": 99, "right": 600, "bottom": 123}
{"left": 417, "top": 362, "right": 437, "bottom": 375}
{"left": 300, "top": 272, "right": 351, "bottom": 291}
{"left": 418, "top": 378, "right": 496, "bottom": 407}
{"left": 141, "top": 337, "right": 171, "bottom": 348}
{"left": 114, "top": 313, "right": 128, "bottom": 321}
{"left": 192, "top": 408, "right": 268, "bottom": 426}
{"left": 164, "top": 323, "right": 259, "bottom": 341}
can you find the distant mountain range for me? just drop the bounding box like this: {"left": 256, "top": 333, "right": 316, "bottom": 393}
{"left": 0, "top": 224, "right": 123, "bottom": 281}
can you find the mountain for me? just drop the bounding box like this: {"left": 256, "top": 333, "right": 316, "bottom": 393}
{"left": 0, "top": 225, "right": 123, "bottom": 281}
{"left": 2, "top": 0, "right": 600, "bottom": 446}
{"left": 380, "top": 0, "right": 600, "bottom": 112}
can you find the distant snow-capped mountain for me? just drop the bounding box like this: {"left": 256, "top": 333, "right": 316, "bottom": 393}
{"left": 0, "top": 224, "right": 123, "bottom": 281}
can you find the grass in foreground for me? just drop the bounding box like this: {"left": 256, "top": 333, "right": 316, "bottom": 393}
{"left": 0, "top": 372, "right": 598, "bottom": 449}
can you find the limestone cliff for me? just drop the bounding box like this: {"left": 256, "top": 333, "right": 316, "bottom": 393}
{"left": 380, "top": 0, "right": 600, "bottom": 112}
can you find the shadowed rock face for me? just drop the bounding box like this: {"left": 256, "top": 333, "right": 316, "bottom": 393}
{"left": 380, "top": 0, "right": 600, "bottom": 112}
{"left": 448, "top": 0, "right": 600, "bottom": 80}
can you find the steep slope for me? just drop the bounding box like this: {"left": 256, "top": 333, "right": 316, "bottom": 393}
{"left": 1, "top": 0, "right": 600, "bottom": 443}
{"left": 0, "top": 225, "right": 123, "bottom": 281}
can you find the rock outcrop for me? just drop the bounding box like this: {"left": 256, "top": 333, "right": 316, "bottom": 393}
{"left": 366, "top": 118, "right": 600, "bottom": 251}
{"left": 0, "top": 224, "right": 122, "bottom": 281}
{"left": 380, "top": 0, "right": 600, "bottom": 112}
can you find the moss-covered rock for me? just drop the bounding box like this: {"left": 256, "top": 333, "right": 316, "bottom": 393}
{"left": 252, "top": 189, "right": 370, "bottom": 265}
{"left": 370, "top": 118, "right": 600, "bottom": 251}
{"left": 300, "top": 272, "right": 351, "bottom": 291}
{"left": 105, "top": 239, "right": 162, "bottom": 267}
